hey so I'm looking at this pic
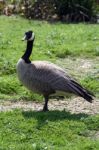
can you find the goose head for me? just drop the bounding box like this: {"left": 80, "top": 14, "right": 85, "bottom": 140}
{"left": 22, "top": 30, "right": 35, "bottom": 41}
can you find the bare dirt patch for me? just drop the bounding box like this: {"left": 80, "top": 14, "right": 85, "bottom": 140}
{"left": 0, "top": 97, "right": 99, "bottom": 114}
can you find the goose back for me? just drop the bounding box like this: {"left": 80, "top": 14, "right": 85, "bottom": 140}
{"left": 17, "top": 59, "right": 79, "bottom": 96}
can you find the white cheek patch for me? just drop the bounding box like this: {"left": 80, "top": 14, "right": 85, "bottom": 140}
{"left": 29, "top": 33, "right": 35, "bottom": 41}
{"left": 22, "top": 35, "right": 27, "bottom": 41}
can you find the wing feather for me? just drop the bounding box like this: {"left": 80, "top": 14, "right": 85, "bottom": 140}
{"left": 30, "top": 61, "right": 73, "bottom": 93}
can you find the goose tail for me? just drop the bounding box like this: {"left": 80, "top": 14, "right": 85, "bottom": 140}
{"left": 70, "top": 80, "right": 94, "bottom": 103}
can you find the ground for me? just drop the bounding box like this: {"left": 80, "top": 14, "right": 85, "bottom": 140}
{"left": 0, "top": 98, "right": 99, "bottom": 115}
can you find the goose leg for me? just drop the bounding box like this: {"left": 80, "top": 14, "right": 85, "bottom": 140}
{"left": 43, "top": 95, "right": 49, "bottom": 111}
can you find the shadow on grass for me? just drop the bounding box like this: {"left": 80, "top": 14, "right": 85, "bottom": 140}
{"left": 22, "top": 110, "right": 89, "bottom": 128}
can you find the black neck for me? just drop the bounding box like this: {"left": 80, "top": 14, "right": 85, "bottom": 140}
{"left": 22, "top": 40, "right": 33, "bottom": 63}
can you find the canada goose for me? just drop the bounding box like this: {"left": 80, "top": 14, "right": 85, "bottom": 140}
{"left": 17, "top": 31, "right": 94, "bottom": 111}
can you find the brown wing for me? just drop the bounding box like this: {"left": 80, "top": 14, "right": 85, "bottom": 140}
{"left": 29, "top": 61, "right": 79, "bottom": 94}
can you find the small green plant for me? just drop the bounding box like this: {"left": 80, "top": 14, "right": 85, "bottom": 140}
{"left": 80, "top": 75, "right": 99, "bottom": 96}
{"left": 55, "top": 49, "right": 72, "bottom": 58}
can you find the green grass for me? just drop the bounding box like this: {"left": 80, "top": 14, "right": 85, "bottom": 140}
{"left": 0, "top": 110, "right": 99, "bottom": 150}
{"left": 0, "top": 15, "right": 99, "bottom": 150}
{"left": 0, "top": 15, "right": 99, "bottom": 100}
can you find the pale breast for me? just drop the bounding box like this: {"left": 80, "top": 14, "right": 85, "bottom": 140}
{"left": 16, "top": 59, "right": 54, "bottom": 94}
